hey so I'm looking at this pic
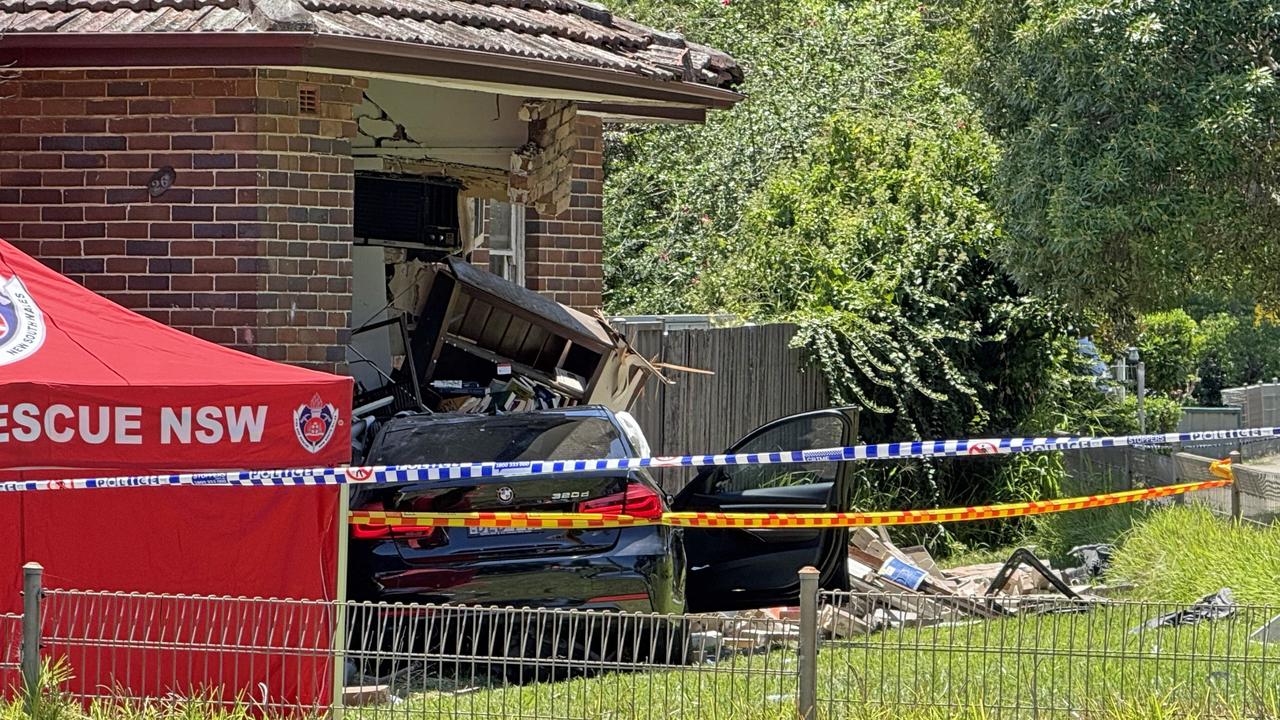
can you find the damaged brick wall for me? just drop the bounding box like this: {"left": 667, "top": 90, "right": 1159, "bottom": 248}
{"left": 0, "top": 68, "right": 363, "bottom": 372}
{"left": 469, "top": 113, "right": 605, "bottom": 310}
{"left": 523, "top": 115, "right": 605, "bottom": 309}
{"left": 511, "top": 99, "right": 577, "bottom": 217}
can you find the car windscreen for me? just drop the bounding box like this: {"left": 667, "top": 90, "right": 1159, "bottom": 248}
{"left": 371, "top": 415, "right": 629, "bottom": 466}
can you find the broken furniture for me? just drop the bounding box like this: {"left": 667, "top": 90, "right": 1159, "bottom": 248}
{"left": 410, "top": 258, "right": 667, "bottom": 413}
{"left": 349, "top": 314, "right": 426, "bottom": 416}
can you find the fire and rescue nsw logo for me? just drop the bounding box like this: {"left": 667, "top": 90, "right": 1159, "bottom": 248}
{"left": 0, "top": 273, "right": 46, "bottom": 367}
{"left": 294, "top": 393, "right": 338, "bottom": 454}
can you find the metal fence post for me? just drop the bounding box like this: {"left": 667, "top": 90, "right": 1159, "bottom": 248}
{"left": 1136, "top": 361, "right": 1147, "bottom": 434}
{"left": 333, "top": 485, "right": 351, "bottom": 719}
{"left": 1229, "top": 450, "right": 1243, "bottom": 521}
{"left": 22, "top": 562, "right": 43, "bottom": 713}
{"left": 797, "top": 566, "right": 819, "bottom": 720}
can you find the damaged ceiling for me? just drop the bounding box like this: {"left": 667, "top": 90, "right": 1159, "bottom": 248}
{"left": 353, "top": 80, "right": 582, "bottom": 216}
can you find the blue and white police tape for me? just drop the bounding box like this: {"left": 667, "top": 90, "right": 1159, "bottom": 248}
{"left": 1, "top": 425, "right": 1275, "bottom": 494}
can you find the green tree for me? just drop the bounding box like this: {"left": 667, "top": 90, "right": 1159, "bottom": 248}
{"left": 968, "top": 0, "right": 1280, "bottom": 314}
{"left": 1194, "top": 310, "right": 1280, "bottom": 401}
{"left": 1195, "top": 312, "right": 1239, "bottom": 405}
{"left": 699, "top": 99, "right": 1065, "bottom": 442}
{"left": 601, "top": 0, "right": 1157, "bottom": 553}
{"left": 682, "top": 89, "right": 1079, "bottom": 550}
{"left": 1137, "top": 310, "right": 1201, "bottom": 398}
{"left": 603, "top": 0, "right": 926, "bottom": 311}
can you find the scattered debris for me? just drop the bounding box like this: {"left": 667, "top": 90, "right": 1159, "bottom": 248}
{"left": 1250, "top": 613, "right": 1280, "bottom": 644}
{"left": 901, "top": 545, "right": 947, "bottom": 581}
{"left": 352, "top": 258, "right": 693, "bottom": 419}
{"left": 343, "top": 685, "right": 392, "bottom": 707}
{"left": 688, "top": 630, "right": 725, "bottom": 661}
{"left": 986, "top": 547, "right": 1082, "bottom": 600}
{"left": 819, "top": 604, "right": 875, "bottom": 638}
{"left": 689, "top": 610, "right": 800, "bottom": 659}
{"left": 704, "top": 531, "right": 1123, "bottom": 654}
{"left": 1064, "top": 543, "right": 1114, "bottom": 583}
{"left": 819, "top": 529, "right": 1121, "bottom": 637}
{"left": 878, "top": 556, "right": 928, "bottom": 590}
{"left": 1132, "top": 588, "right": 1237, "bottom": 633}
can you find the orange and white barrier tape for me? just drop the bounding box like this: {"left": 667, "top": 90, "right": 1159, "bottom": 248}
{"left": 348, "top": 463, "right": 1233, "bottom": 530}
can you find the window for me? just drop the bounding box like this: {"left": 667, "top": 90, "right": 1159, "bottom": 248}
{"left": 711, "top": 414, "right": 846, "bottom": 494}
{"left": 473, "top": 198, "right": 526, "bottom": 286}
{"left": 372, "top": 415, "right": 626, "bottom": 465}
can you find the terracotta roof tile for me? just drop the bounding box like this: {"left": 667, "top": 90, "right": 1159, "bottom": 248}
{"left": 0, "top": 0, "right": 742, "bottom": 90}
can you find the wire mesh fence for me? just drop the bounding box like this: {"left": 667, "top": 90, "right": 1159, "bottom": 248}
{"left": 1, "top": 582, "right": 1277, "bottom": 719}
{"left": 0, "top": 612, "right": 19, "bottom": 698}
{"left": 818, "top": 591, "right": 1280, "bottom": 718}
{"left": 1060, "top": 440, "right": 1280, "bottom": 526}
{"left": 341, "top": 601, "right": 800, "bottom": 720}
{"left": 39, "top": 590, "right": 337, "bottom": 714}
{"left": 24, "top": 588, "right": 803, "bottom": 720}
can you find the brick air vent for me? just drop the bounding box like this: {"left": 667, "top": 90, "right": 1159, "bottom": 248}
{"left": 298, "top": 86, "right": 319, "bottom": 115}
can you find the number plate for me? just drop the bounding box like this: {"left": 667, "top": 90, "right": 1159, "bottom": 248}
{"left": 467, "top": 526, "right": 535, "bottom": 538}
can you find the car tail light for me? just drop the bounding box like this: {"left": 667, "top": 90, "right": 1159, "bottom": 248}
{"left": 351, "top": 501, "right": 438, "bottom": 540}
{"left": 577, "top": 484, "right": 664, "bottom": 520}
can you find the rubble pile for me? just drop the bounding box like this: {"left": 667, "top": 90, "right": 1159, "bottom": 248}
{"left": 702, "top": 529, "right": 1127, "bottom": 654}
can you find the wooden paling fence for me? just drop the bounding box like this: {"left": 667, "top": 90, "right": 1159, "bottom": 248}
{"left": 622, "top": 323, "right": 830, "bottom": 492}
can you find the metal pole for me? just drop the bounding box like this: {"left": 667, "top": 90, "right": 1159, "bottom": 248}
{"left": 333, "top": 485, "right": 350, "bottom": 719}
{"left": 22, "top": 562, "right": 43, "bottom": 713}
{"left": 797, "top": 566, "right": 819, "bottom": 720}
{"left": 1136, "top": 361, "right": 1147, "bottom": 434}
{"left": 1230, "top": 450, "right": 1243, "bottom": 521}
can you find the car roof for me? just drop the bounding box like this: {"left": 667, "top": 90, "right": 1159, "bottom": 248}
{"left": 382, "top": 405, "right": 616, "bottom": 432}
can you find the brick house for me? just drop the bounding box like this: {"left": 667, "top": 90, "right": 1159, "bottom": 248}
{"left": 0, "top": 0, "right": 741, "bottom": 391}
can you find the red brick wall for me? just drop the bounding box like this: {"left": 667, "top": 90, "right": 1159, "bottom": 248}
{"left": 523, "top": 115, "right": 604, "bottom": 309}
{"left": 0, "top": 68, "right": 362, "bottom": 371}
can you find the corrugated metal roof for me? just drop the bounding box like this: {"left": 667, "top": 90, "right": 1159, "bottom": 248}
{"left": 0, "top": 0, "right": 741, "bottom": 89}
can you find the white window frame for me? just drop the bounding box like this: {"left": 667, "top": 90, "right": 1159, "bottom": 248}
{"left": 472, "top": 198, "right": 526, "bottom": 286}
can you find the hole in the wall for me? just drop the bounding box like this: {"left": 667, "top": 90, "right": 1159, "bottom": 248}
{"left": 298, "top": 85, "right": 319, "bottom": 115}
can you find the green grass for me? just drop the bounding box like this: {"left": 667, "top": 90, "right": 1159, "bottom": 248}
{"left": 932, "top": 465, "right": 1153, "bottom": 569}
{"left": 838, "top": 693, "right": 1280, "bottom": 719}
{"left": 936, "top": 545, "right": 1012, "bottom": 569}
{"left": 1, "top": 697, "right": 261, "bottom": 720}
{"left": 378, "top": 661, "right": 801, "bottom": 720}
{"left": 819, "top": 600, "right": 1280, "bottom": 716}
{"left": 1108, "top": 504, "right": 1280, "bottom": 604}
{"left": 351, "top": 598, "right": 1279, "bottom": 719}
{"left": 1033, "top": 498, "right": 1153, "bottom": 566}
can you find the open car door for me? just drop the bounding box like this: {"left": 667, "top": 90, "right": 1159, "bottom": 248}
{"left": 672, "top": 408, "right": 859, "bottom": 612}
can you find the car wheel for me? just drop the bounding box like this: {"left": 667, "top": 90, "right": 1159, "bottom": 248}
{"left": 499, "top": 617, "right": 604, "bottom": 684}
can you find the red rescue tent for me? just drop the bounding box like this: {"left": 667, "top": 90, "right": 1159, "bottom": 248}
{"left": 0, "top": 238, "right": 352, "bottom": 704}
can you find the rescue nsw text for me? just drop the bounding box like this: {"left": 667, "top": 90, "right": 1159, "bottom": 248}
{"left": 0, "top": 404, "right": 268, "bottom": 445}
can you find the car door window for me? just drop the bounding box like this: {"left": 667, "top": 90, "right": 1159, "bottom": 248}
{"left": 711, "top": 414, "right": 846, "bottom": 495}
